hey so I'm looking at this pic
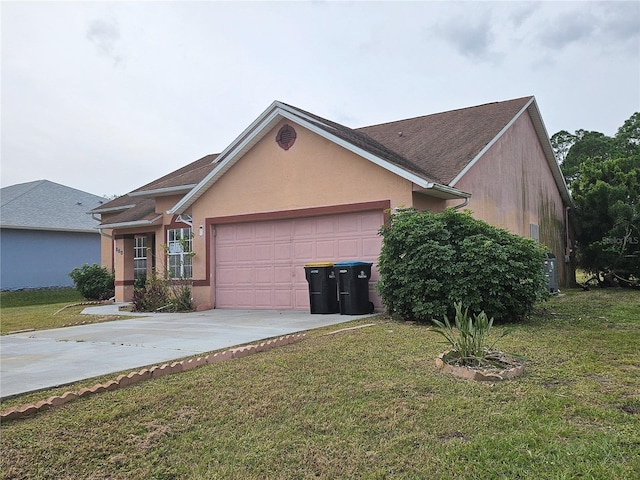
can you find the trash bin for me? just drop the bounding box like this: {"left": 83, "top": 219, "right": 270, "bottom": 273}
{"left": 304, "top": 262, "right": 339, "bottom": 314}
{"left": 544, "top": 253, "right": 559, "bottom": 294}
{"left": 334, "top": 261, "right": 374, "bottom": 315}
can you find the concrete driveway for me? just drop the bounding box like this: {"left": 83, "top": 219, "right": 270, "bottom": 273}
{"left": 1, "top": 304, "right": 367, "bottom": 399}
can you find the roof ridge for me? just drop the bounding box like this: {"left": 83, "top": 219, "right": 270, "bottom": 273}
{"left": 278, "top": 102, "right": 443, "bottom": 183}
{"left": 0, "top": 180, "right": 46, "bottom": 207}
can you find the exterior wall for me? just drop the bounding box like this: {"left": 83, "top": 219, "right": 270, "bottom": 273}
{"left": 192, "top": 120, "right": 415, "bottom": 219}
{"left": 114, "top": 236, "right": 135, "bottom": 301}
{"left": 186, "top": 119, "right": 419, "bottom": 307}
{"left": 412, "top": 192, "right": 448, "bottom": 212}
{"left": 112, "top": 225, "right": 163, "bottom": 301}
{"left": 99, "top": 229, "right": 114, "bottom": 272}
{"left": 450, "top": 111, "right": 570, "bottom": 286}
{"left": 0, "top": 228, "right": 101, "bottom": 290}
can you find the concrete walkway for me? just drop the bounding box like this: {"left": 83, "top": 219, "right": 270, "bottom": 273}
{"left": 1, "top": 305, "right": 369, "bottom": 399}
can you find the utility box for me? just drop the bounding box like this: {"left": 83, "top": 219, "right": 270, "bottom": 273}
{"left": 544, "top": 253, "right": 559, "bottom": 294}
{"left": 304, "top": 263, "right": 339, "bottom": 314}
{"left": 334, "top": 261, "right": 374, "bottom": 315}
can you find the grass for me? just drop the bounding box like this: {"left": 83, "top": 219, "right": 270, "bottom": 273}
{"left": 0, "top": 288, "right": 125, "bottom": 335}
{"left": 1, "top": 289, "right": 639, "bottom": 479}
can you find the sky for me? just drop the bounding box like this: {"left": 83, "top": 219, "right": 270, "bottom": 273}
{"left": 2, "top": 1, "right": 639, "bottom": 198}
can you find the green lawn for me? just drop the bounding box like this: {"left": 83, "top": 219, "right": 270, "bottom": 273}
{"left": 1, "top": 289, "right": 639, "bottom": 479}
{"left": 0, "top": 288, "right": 124, "bottom": 334}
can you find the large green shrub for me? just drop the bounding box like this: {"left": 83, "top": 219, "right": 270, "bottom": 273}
{"left": 377, "top": 208, "right": 548, "bottom": 322}
{"left": 68, "top": 263, "right": 115, "bottom": 300}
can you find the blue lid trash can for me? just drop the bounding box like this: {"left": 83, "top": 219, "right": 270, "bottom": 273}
{"left": 304, "top": 262, "right": 339, "bottom": 314}
{"left": 334, "top": 261, "right": 374, "bottom": 315}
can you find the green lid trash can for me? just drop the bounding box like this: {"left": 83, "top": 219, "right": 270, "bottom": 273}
{"left": 334, "top": 261, "right": 374, "bottom": 315}
{"left": 304, "top": 262, "right": 339, "bottom": 314}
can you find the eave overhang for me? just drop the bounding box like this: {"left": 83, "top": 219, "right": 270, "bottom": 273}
{"left": 0, "top": 225, "right": 99, "bottom": 234}
{"left": 413, "top": 183, "right": 471, "bottom": 200}
{"left": 129, "top": 185, "right": 197, "bottom": 198}
{"left": 449, "top": 97, "right": 573, "bottom": 207}
{"left": 90, "top": 204, "right": 136, "bottom": 214}
{"left": 96, "top": 215, "right": 163, "bottom": 230}
{"left": 168, "top": 102, "right": 439, "bottom": 215}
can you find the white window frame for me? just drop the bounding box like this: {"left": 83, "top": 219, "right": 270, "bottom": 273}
{"left": 133, "top": 235, "right": 148, "bottom": 279}
{"left": 167, "top": 227, "right": 193, "bottom": 279}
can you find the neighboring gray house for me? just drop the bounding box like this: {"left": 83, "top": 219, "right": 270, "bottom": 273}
{"left": 0, "top": 180, "right": 107, "bottom": 290}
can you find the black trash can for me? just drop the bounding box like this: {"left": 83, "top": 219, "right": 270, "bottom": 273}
{"left": 334, "top": 261, "right": 374, "bottom": 315}
{"left": 304, "top": 262, "right": 339, "bottom": 314}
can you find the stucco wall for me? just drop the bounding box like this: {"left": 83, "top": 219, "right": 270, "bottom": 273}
{"left": 0, "top": 228, "right": 101, "bottom": 290}
{"left": 193, "top": 120, "right": 414, "bottom": 215}
{"left": 412, "top": 192, "right": 448, "bottom": 212}
{"left": 187, "top": 120, "right": 417, "bottom": 281}
{"left": 450, "top": 111, "right": 569, "bottom": 285}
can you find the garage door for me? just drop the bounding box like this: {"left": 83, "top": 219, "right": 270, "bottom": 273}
{"left": 214, "top": 210, "right": 383, "bottom": 309}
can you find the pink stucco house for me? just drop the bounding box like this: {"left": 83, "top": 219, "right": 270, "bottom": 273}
{"left": 92, "top": 96, "right": 573, "bottom": 310}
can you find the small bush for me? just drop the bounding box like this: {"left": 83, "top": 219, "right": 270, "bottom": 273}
{"left": 132, "top": 270, "right": 170, "bottom": 312}
{"left": 431, "top": 302, "right": 511, "bottom": 366}
{"left": 377, "top": 208, "right": 548, "bottom": 322}
{"left": 68, "top": 264, "right": 115, "bottom": 300}
{"left": 132, "top": 269, "right": 192, "bottom": 312}
{"left": 170, "top": 283, "right": 193, "bottom": 312}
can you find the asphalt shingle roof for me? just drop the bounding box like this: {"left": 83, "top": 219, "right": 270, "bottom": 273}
{"left": 357, "top": 97, "right": 533, "bottom": 184}
{"left": 1, "top": 180, "right": 106, "bottom": 232}
{"left": 92, "top": 97, "right": 542, "bottom": 227}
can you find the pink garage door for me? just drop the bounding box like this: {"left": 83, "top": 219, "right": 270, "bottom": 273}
{"left": 214, "top": 210, "right": 384, "bottom": 310}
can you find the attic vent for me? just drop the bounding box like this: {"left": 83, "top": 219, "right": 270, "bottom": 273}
{"left": 276, "top": 124, "right": 297, "bottom": 151}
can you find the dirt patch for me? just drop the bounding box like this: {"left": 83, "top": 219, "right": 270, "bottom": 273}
{"left": 437, "top": 431, "right": 468, "bottom": 443}
{"left": 619, "top": 403, "right": 640, "bottom": 415}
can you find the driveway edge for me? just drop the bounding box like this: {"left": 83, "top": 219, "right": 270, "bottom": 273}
{"left": 1, "top": 333, "right": 306, "bottom": 422}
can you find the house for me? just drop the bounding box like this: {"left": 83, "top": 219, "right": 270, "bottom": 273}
{"left": 0, "top": 180, "right": 106, "bottom": 290}
{"left": 92, "top": 96, "right": 574, "bottom": 310}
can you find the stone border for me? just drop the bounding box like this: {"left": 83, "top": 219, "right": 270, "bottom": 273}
{"left": 435, "top": 351, "right": 524, "bottom": 382}
{"left": 1, "top": 333, "right": 306, "bottom": 422}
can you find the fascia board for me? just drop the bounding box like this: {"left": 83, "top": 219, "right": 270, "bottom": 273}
{"left": 280, "top": 110, "right": 433, "bottom": 188}
{"left": 449, "top": 98, "right": 534, "bottom": 187}
{"left": 422, "top": 183, "right": 472, "bottom": 199}
{"left": 210, "top": 101, "right": 284, "bottom": 164}
{"left": 526, "top": 100, "right": 574, "bottom": 207}
{"left": 97, "top": 215, "right": 163, "bottom": 230}
{"left": 168, "top": 102, "right": 434, "bottom": 215}
{"left": 129, "top": 185, "right": 197, "bottom": 198}
{"left": 0, "top": 225, "right": 99, "bottom": 234}
{"left": 90, "top": 204, "right": 136, "bottom": 214}
{"left": 448, "top": 97, "right": 573, "bottom": 207}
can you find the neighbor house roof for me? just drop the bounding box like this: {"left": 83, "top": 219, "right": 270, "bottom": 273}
{"left": 0, "top": 180, "right": 106, "bottom": 233}
{"left": 93, "top": 96, "right": 571, "bottom": 227}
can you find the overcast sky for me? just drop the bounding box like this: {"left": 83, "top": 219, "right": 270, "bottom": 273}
{"left": 2, "top": 1, "right": 639, "bottom": 197}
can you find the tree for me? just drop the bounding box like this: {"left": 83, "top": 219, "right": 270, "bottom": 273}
{"left": 572, "top": 156, "right": 640, "bottom": 284}
{"left": 562, "top": 130, "right": 615, "bottom": 187}
{"left": 556, "top": 112, "right": 640, "bottom": 286}
{"left": 550, "top": 130, "right": 576, "bottom": 166}
{"left": 614, "top": 112, "right": 640, "bottom": 157}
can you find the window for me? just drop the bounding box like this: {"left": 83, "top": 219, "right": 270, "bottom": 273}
{"left": 167, "top": 228, "right": 193, "bottom": 278}
{"left": 530, "top": 224, "right": 540, "bottom": 242}
{"left": 134, "top": 236, "right": 147, "bottom": 279}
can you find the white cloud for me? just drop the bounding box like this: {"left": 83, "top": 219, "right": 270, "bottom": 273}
{"left": 87, "top": 18, "right": 124, "bottom": 66}
{"left": 1, "top": 1, "right": 638, "bottom": 196}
